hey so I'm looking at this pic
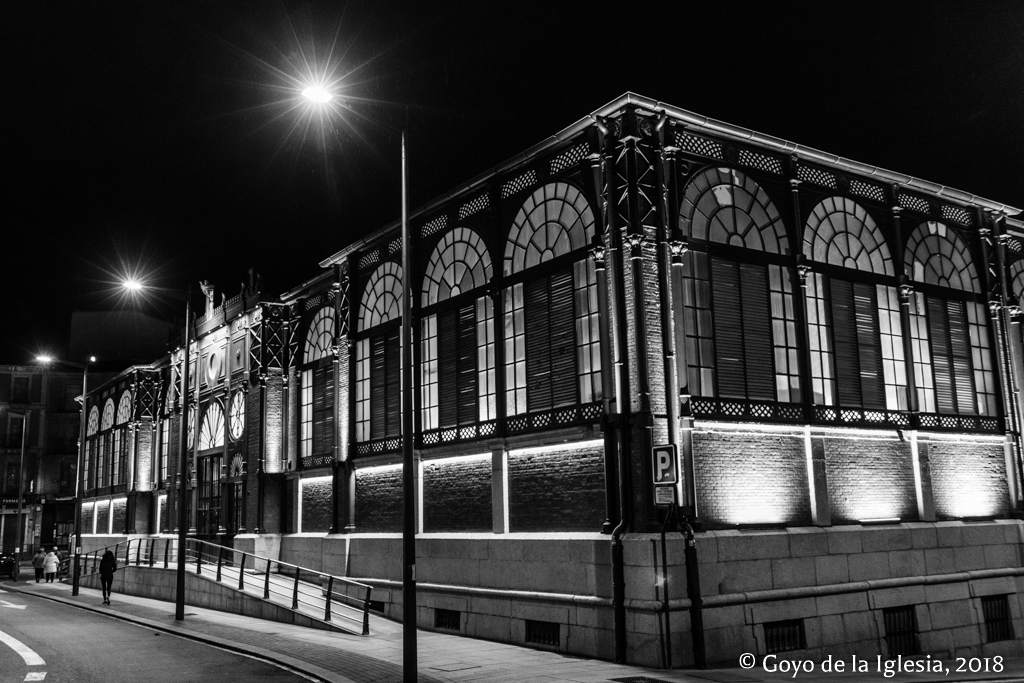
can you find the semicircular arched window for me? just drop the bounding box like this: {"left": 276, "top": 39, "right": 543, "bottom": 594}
{"left": 199, "top": 401, "right": 225, "bottom": 451}
{"left": 96, "top": 399, "right": 115, "bottom": 489}
{"left": 677, "top": 168, "right": 799, "bottom": 405}
{"left": 801, "top": 197, "right": 906, "bottom": 413}
{"left": 300, "top": 306, "right": 336, "bottom": 461}
{"left": 904, "top": 220, "right": 994, "bottom": 416}
{"left": 420, "top": 228, "right": 496, "bottom": 434}
{"left": 100, "top": 399, "right": 115, "bottom": 431}
{"left": 354, "top": 262, "right": 403, "bottom": 445}
{"left": 110, "top": 392, "right": 132, "bottom": 487}
{"left": 85, "top": 405, "right": 100, "bottom": 492}
{"left": 502, "top": 182, "right": 601, "bottom": 418}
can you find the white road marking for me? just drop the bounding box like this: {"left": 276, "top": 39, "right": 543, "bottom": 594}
{"left": 0, "top": 600, "right": 26, "bottom": 609}
{"left": 0, "top": 628, "right": 45, "bottom": 665}
{"left": 26, "top": 673, "right": 47, "bottom": 681}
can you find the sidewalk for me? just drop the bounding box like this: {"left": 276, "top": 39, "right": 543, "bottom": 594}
{"left": 3, "top": 579, "right": 1023, "bottom": 683}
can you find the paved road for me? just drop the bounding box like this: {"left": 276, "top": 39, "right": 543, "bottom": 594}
{"left": 0, "top": 587, "right": 308, "bottom": 683}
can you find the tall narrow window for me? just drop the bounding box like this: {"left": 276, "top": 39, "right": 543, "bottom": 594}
{"left": 503, "top": 182, "right": 599, "bottom": 417}
{"left": 420, "top": 227, "right": 494, "bottom": 434}
{"left": 802, "top": 197, "right": 904, "bottom": 411}
{"left": 85, "top": 406, "right": 99, "bottom": 490}
{"left": 678, "top": 167, "right": 798, "bottom": 403}
{"left": 904, "top": 221, "right": 994, "bottom": 416}
{"left": 356, "top": 263, "right": 402, "bottom": 444}
{"left": 115, "top": 392, "right": 131, "bottom": 485}
{"left": 300, "top": 306, "right": 336, "bottom": 459}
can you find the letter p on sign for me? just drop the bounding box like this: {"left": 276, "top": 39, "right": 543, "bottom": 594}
{"left": 652, "top": 444, "right": 678, "bottom": 484}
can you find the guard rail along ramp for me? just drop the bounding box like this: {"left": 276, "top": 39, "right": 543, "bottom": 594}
{"left": 76, "top": 538, "right": 373, "bottom": 635}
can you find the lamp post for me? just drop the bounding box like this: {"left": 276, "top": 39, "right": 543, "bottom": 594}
{"left": 11, "top": 411, "right": 29, "bottom": 580}
{"left": 301, "top": 87, "right": 417, "bottom": 680}
{"left": 36, "top": 355, "right": 94, "bottom": 595}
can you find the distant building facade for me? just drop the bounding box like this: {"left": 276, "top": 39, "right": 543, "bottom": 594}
{"left": 80, "top": 93, "right": 1024, "bottom": 666}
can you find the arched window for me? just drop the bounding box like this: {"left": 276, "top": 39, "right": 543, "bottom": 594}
{"left": 905, "top": 221, "right": 994, "bottom": 416}
{"left": 503, "top": 182, "right": 600, "bottom": 416}
{"left": 678, "top": 168, "right": 799, "bottom": 404}
{"left": 802, "top": 197, "right": 906, "bottom": 411}
{"left": 300, "top": 306, "right": 336, "bottom": 460}
{"left": 420, "top": 227, "right": 495, "bottom": 434}
{"left": 199, "top": 400, "right": 225, "bottom": 451}
{"left": 112, "top": 392, "right": 132, "bottom": 486}
{"left": 98, "top": 398, "right": 115, "bottom": 488}
{"left": 355, "top": 262, "right": 403, "bottom": 444}
{"left": 85, "top": 406, "right": 99, "bottom": 491}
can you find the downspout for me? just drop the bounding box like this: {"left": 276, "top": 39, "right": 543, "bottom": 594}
{"left": 598, "top": 113, "right": 633, "bottom": 665}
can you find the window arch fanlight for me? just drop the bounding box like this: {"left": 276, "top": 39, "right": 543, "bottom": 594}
{"left": 503, "top": 182, "right": 601, "bottom": 418}
{"left": 803, "top": 197, "right": 894, "bottom": 275}
{"left": 358, "top": 262, "right": 402, "bottom": 332}
{"left": 679, "top": 167, "right": 789, "bottom": 254}
{"left": 420, "top": 227, "right": 496, "bottom": 433}
{"left": 199, "top": 401, "right": 225, "bottom": 451}
{"left": 115, "top": 392, "right": 132, "bottom": 425}
{"left": 677, "top": 167, "right": 800, "bottom": 405}
{"left": 87, "top": 406, "right": 100, "bottom": 436}
{"left": 355, "top": 261, "right": 404, "bottom": 446}
{"left": 100, "top": 399, "right": 115, "bottom": 431}
{"left": 904, "top": 220, "right": 995, "bottom": 417}
{"left": 904, "top": 221, "right": 980, "bottom": 292}
{"left": 801, "top": 197, "right": 906, "bottom": 413}
{"left": 504, "top": 181, "right": 595, "bottom": 277}
{"left": 422, "top": 227, "right": 492, "bottom": 307}
{"left": 301, "top": 306, "right": 336, "bottom": 460}
{"left": 304, "top": 307, "right": 336, "bottom": 364}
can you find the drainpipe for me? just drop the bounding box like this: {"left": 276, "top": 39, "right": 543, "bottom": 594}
{"left": 598, "top": 114, "right": 634, "bottom": 665}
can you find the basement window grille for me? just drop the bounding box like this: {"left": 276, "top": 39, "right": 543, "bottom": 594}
{"left": 763, "top": 619, "right": 805, "bottom": 654}
{"left": 434, "top": 608, "right": 461, "bottom": 631}
{"left": 525, "top": 619, "right": 560, "bottom": 647}
{"left": 883, "top": 605, "right": 920, "bottom": 657}
{"left": 982, "top": 595, "right": 1014, "bottom": 642}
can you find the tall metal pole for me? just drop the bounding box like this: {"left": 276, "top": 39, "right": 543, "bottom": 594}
{"left": 72, "top": 362, "right": 90, "bottom": 596}
{"left": 175, "top": 288, "right": 192, "bottom": 621}
{"left": 14, "top": 411, "right": 29, "bottom": 579}
{"left": 400, "top": 129, "right": 418, "bottom": 682}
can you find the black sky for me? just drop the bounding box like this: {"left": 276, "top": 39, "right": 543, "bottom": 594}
{"left": 4, "top": 1, "right": 1024, "bottom": 363}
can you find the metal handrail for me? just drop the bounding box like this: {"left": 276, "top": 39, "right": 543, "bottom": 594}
{"left": 76, "top": 537, "right": 373, "bottom": 635}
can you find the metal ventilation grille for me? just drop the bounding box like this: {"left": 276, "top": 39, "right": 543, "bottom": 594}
{"left": 982, "top": 595, "right": 1014, "bottom": 642}
{"left": 524, "top": 619, "right": 559, "bottom": 647}
{"left": 883, "top": 605, "right": 920, "bottom": 656}
{"left": 764, "top": 619, "right": 805, "bottom": 654}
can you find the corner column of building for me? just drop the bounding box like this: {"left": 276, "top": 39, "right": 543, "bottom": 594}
{"left": 490, "top": 444, "right": 508, "bottom": 533}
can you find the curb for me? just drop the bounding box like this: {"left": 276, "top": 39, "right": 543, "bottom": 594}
{"left": 2, "top": 582, "right": 357, "bottom": 683}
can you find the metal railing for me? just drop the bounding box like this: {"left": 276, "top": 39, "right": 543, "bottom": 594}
{"left": 78, "top": 538, "right": 373, "bottom": 635}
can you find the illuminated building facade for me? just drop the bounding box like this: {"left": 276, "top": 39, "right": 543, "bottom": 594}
{"left": 80, "top": 93, "right": 1024, "bottom": 665}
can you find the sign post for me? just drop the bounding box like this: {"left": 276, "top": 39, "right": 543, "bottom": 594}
{"left": 652, "top": 444, "right": 678, "bottom": 507}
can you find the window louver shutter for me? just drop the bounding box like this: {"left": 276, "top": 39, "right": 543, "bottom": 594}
{"left": 947, "top": 300, "right": 977, "bottom": 415}
{"left": 525, "top": 277, "right": 552, "bottom": 411}
{"left": 853, "top": 282, "right": 884, "bottom": 410}
{"left": 456, "top": 304, "right": 478, "bottom": 423}
{"left": 927, "top": 297, "right": 956, "bottom": 413}
{"left": 548, "top": 270, "right": 577, "bottom": 408}
{"left": 830, "top": 279, "right": 862, "bottom": 407}
{"left": 384, "top": 329, "right": 401, "bottom": 437}
{"left": 711, "top": 258, "right": 745, "bottom": 398}
{"left": 438, "top": 309, "right": 458, "bottom": 427}
{"left": 312, "top": 367, "right": 334, "bottom": 454}
{"left": 370, "top": 335, "right": 386, "bottom": 439}
{"left": 739, "top": 263, "right": 774, "bottom": 401}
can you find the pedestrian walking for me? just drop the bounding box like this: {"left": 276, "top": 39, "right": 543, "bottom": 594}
{"left": 32, "top": 549, "right": 45, "bottom": 582}
{"left": 99, "top": 550, "right": 117, "bottom": 604}
{"left": 43, "top": 548, "right": 59, "bottom": 583}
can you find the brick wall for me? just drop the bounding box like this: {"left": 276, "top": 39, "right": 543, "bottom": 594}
{"left": 825, "top": 437, "right": 917, "bottom": 523}
{"left": 96, "top": 500, "right": 109, "bottom": 534}
{"left": 509, "top": 443, "right": 605, "bottom": 532}
{"left": 423, "top": 457, "right": 491, "bottom": 532}
{"left": 135, "top": 423, "right": 153, "bottom": 491}
{"left": 694, "top": 430, "right": 811, "bottom": 528}
{"left": 112, "top": 498, "right": 127, "bottom": 533}
{"left": 355, "top": 467, "right": 403, "bottom": 532}
{"left": 82, "top": 503, "right": 94, "bottom": 534}
{"left": 300, "top": 478, "right": 332, "bottom": 532}
{"left": 927, "top": 439, "right": 1009, "bottom": 519}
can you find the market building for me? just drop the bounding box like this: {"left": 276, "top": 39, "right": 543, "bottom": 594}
{"left": 79, "top": 93, "right": 1024, "bottom": 666}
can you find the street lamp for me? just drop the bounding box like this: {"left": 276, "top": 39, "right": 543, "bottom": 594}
{"left": 301, "top": 86, "right": 417, "bottom": 680}
{"left": 36, "top": 355, "right": 94, "bottom": 595}
{"left": 121, "top": 278, "right": 192, "bottom": 620}
{"left": 9, "top": 411, "right": 28, "bottom": 580}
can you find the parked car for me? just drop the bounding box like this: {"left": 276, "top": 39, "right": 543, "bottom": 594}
{"left": 0, "top": 553, "right": 16, "bottom": 580}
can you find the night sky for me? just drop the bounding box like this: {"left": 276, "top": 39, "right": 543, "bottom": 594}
{"left": 5, "top": 1, "right": 1024, "bottom": 364}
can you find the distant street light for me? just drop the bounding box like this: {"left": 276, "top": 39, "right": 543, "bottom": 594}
{"left": 301, "top": 85, "right": 418, "bottom": 682}
{"left": 10, "top": 411, "right": 28, "bottom": 580}
{"left": 36, "top": 354, "right": 94, "bottom": 595}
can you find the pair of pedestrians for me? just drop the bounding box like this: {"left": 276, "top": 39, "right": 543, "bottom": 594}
{"left": 31, "top": 548, "right": 60, "bottom": 582}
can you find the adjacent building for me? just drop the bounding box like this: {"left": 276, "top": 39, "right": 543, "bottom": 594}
{"left": 79, "top": 93, "right": 1024, "bottom": 666}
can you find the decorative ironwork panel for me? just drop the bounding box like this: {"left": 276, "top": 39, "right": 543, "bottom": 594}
{"left": 501, "top": 169, "right": 537, "bottom": 199}
{"left": 549, "top": 143, "right": 588, "bottom": 175}
{"left": 355, "top": 436, "right": 402, "bottom": 456}
{"left": 304, "top": 294, "right": 323, "bottom": 310}
{"left": 358, "top": 250, "right": 380, "bottom": 272}
{"left": 849, "top": 179, "right": 886, "bottom": 203}
{"left": 674, "top": 132, "right": 723, "bottom": 160}
{"left": 692, "top": 399, "right": 804, "bottom": 423}
{"left": 898, "top": 192, "right": 932, "bottom": 215}
{"left": 941, "top": 204, "right": 973, "bottom": 226}
{"left": 796, "top": 164, "right": 838, "bottom": 190}
{"left": 737, "top": 148, "right": 783, "bottom": 175}
{"left": 134, "top": 371, "right": 161, "bottom": 421}
{"left": 301, "top": 454, "right": 333, "bottom": 469}
{"left": 458, "top": 192, "right": 489, "bottom": 220}
{"left": 421, "top": 215, "right": 448, "bottom": 238}
{"left": 503, "top": 402, "right": 601, "bottom": 435}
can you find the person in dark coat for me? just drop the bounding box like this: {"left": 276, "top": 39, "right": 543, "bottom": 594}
{"left": 32, "top": 549, "right": 45, "bottom": 582}
{"left": 98, "top": 550, "right": 117, "bottom": 605}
